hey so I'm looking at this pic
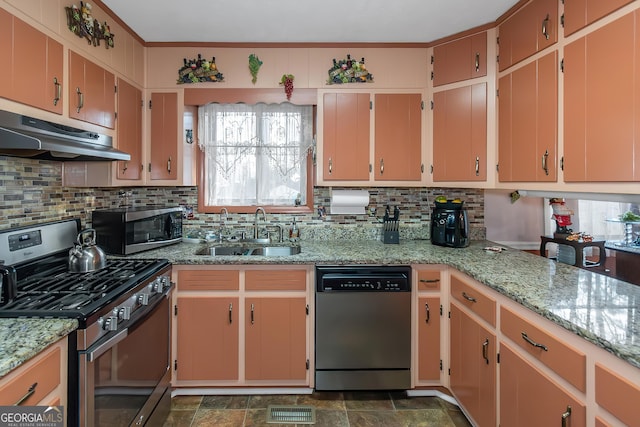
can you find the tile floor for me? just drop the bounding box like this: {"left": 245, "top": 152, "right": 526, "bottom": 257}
{"left": 163, "top": 391, "right": 473, "bottom": 427}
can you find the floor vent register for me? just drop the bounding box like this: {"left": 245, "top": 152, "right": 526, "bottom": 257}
{"left": 266, "top": 405, "right": 316, "bottom": 424}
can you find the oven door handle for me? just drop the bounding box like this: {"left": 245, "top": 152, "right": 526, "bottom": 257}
{"left": 87, "top": 329, "right": 129, "bottom": 362}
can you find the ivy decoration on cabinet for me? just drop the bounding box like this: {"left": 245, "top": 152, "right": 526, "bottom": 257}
{"left": 65, "top": 2, "right": 115, "bottom": 48}
{"left": 177, "top": 54, "right": 224, "bottom": 84}
{"left": 327, "top": 54, "right": 373, "bottom": 84}
{"left": 248, "top": 54, "right": 263, "bottom": 84}
{"left": 280, "top": 74, "right": 295, "bottom": 100}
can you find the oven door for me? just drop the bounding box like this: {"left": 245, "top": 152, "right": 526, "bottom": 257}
{"left": 79, "top": 294, "right": 171, "bottom": 427}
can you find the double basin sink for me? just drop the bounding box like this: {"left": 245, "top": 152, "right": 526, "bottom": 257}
{"left": 196, "top": 239, "right": 301, "bottom": 257}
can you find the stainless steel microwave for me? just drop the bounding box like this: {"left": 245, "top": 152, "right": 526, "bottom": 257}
{"left": 92, "top": 206, "right": 183, "bottom": 255}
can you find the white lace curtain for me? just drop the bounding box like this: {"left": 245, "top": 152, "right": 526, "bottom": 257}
{"left": 198, "top": 102, "right": 313, "bottom": 206}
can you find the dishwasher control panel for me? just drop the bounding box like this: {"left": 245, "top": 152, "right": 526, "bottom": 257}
{"left": 316, "top": 266, "right": 411, "bottom": 292}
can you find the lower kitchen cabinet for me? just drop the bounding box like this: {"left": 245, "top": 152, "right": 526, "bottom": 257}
{"left": 0, "top": 336, "right": 67, "bottom": 411}
{"left": 500, "top": 343, "right": 586, "bottom": 427}
{"left": 417, "top": 296, "right": 441, "bottom": 382}
{"left": 245, "top": 297, "right": 307, "bottom": 381}
{"left": 172, "top": 265, "right": 311, "bottom": 387}
{"left": 175, "top": 296, "right": 239, "bottom": 381}
{"left": 449, "top": 303, "right": 497, "bottom": 427}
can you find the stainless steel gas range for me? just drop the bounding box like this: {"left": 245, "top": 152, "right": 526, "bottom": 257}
{"left": 0, "top": 219, "right": 173, "bottom": 427}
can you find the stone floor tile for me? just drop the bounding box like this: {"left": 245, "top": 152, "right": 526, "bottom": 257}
{"left": 247, "top": 394, "right": 298, "bottom": 409}
{"left": 170, "top": 395, "right": 203, "bottom": 410}
{"left": 162, "top": 409, "right": 196, "bottom": 427}
{"left": 343, "top": 391, "right": 394, "bottom": 410}
{"left": 192, "top": 408, "right": 246, "bottom": 427}
{"left": 297, "top": 391, "right": 346, "bottom": 410}
{"left": 200, "top": 394, "right": 251, "bottom": 409}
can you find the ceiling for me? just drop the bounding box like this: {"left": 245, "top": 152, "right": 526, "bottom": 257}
{"left": 101, "top": 0, "right": 519, "bottom": 44}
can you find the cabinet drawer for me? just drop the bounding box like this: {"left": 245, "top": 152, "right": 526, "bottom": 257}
{"left": 178, "top": 269, "right": 239, "bottom": 291}
{"left": 0, "top": 345, "right": 60, "bottom": 406}
{"left": 595, "top": 363, "right": 640, "bottom": 427}
{"left": 450, "top": 274, "right": 496, "bottom": 327}
{"left": 416, "top": 269, "right": 442, "bottom": 291}
{"left": 245, "top": 270, "right": 306, "bottom": 291}
{"left": 500, "top": 306, "right": 586, "bottom": 392}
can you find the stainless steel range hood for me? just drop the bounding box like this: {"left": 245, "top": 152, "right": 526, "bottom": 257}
{"left": 0, "top": 110, "right": 130, "bottom": 161}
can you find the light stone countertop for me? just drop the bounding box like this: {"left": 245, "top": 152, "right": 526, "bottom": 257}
{"left": 130, "top": 238, "right": 640, "bottom": 370}
{"left": 0, "top": 318, "right": 78, "bottom": 377}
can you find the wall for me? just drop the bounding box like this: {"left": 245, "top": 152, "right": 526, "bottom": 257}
{"left": 485, "top": 189, "right": 544, "bottom": 249}
{"left": 0, "top": 156, "right": 486, "bottom": 240}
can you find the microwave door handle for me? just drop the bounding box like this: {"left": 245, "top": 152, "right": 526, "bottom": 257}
{"left": 87, "top": 329, "right": 128, "bottom": 362}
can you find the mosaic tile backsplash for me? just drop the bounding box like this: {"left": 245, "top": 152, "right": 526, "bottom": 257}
{"left": 0, "top": 157, "right": 485, "bottom": 240}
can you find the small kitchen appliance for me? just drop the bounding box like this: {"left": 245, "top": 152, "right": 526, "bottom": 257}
{"left": 431, "top": 199, "right": 469, "bottom": 248}
{"left": 92, "top": 205, "right": 183, "bottom": 255}
{"left": 0, "top": 219, "right": 173, "bottom": 427}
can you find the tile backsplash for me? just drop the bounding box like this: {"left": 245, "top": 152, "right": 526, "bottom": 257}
{"left": 0, "top": 157, "right": 485, "bottom": 240}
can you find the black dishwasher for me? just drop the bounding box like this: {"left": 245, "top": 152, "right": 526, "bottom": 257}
{"left": 315, "top": 265, "right": 412, "bottom": 391}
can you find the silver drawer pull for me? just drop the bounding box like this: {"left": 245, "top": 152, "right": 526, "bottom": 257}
{"left": 420, "top": 279, "right": 440, "bottom": 283}
{"left": 462, "top": 292, "right": 477, "bottom": 303}
{"left": 14, "top": 382, "right": 37, "bottom": 406}
{"left": 521, "top": 332, "right": 548, "bottom": 351}
{"left": 561, "top": 405, "right": 572, "bottom": 427}
{"left": 482, "top": 338, "right": 489, "bottom": 364}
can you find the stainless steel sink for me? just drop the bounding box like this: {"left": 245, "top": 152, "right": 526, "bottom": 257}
{"left": 196, "top": 244, "right": 301, "bottom": 256}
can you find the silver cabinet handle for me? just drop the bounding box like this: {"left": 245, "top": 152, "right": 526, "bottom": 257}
{"left": 425, "top": 302, "right": 430, "bottom": 324}
{"left": 419, "top": 278, "right": 440, "bottom": 283}
{"left": 380, "top": 158, "right": 384, "bottom": 175}
{"left": 482, "top": 338, "right": 489, "bottom": 364}
{"left": 167, "top": 156, "right": 172, "bottom": 173}
{"left": 542, "top": 14, "right": 550, "bottom": 40}
{"left": 475, "top": 53, "right": 480, "bottom": 72}
{"left": 521, "top": 332, "right": 548, "bottom": 351}
{"left": 76, "top": 87, "right": 84, "bottom": 113}
{"left": 462, "top": 291, "right": 477, "bottom": 303}
{"left": 561, "top": 406, "right": 572, "bottom": 427}
{"left": 121, "top": 162, "right": 128, "bottom": 174}
{"left": 328, "top": 157, "right": 332, "bottom": 174}
{"left": 250, "top": 303, "right": 255, "bottom": 324}
{"left": 14, "top": 383, "right": 37, "bottom": 406}
{"left": 53, "top": 77, "right": 61, "bottom": 106}
{"left": 542, "top": 150, "right": 549, "bottom": 175}
{"left": 475, "top": 156, "right": 480, "bottom": 176}
{"left": 228, "top": 303, "right": 233, "bottom": 324}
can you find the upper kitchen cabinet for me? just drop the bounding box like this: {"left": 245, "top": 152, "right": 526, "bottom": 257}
{"left": 116, "top": 78, "right": 143, "bottom": 181}
{"left": 433, "top": 83, "right": 487, "bottom": 182}
{"left": 564, "top": 10, "right": 640, "bottom": 182}
{"left": 0, "top": 9, "right": 62, "bottom": 115}
{"left": 374, "top": 93, "right": 423, "bottom": 182}
{"left": 149, "top": 92, "right": 179, "bottom": 182}
{"left": 498, "top": 51, "right": 557, "bottom": 182}
{"left": 498, "top": 0, "right": 558, "bottom": 71}
{"left": 564, "top": 0, "right": 634, "bottom": 36}
{"left": 322, "top": 92, "right": 371, "bottom": 181}
{"left": 68, "top": 51, "right": 115, "bottom": 129}
{"left": 432, "top": 32, "right": 487, "bottom": 86}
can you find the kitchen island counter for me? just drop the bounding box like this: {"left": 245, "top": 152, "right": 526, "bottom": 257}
{"left": 0, "top": 318, "right": 77, "bottom": 377}
{"left": 134, "top": 239, "right": 640, "bottom": 370}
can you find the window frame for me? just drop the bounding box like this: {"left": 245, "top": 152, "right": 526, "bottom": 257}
{"left": 190, "top": 89, "right": 317, "bottom": 215}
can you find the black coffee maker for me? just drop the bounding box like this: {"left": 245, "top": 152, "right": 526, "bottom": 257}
{"left": 431, "top": 199, "right": 469, "bottom": 248}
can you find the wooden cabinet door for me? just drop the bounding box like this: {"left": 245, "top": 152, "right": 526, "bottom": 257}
{"left": 374, "top": 93, "right": 422, "bottom": 181}
{"left": 433, "top": 32, "right": 487, "bottom": 86}
{"left": 500, "top": 343, "right": 586, "bottom": 427}
{"left": 175, "top": 297, "right": 239, "bottom": 381}
{"left": 498, "top": 0, "right": 558, "bottom": 71}
{"left": 417, "top": 296, "right": 441, "bottom": 382}
{"left": 498, "top": 51, "right": 557, "bottom": 182}
{"left": 564, "top": 11, "right": 640, "bottom": 182}
{"left": 0, "top": 9, "right": 12, "bottom": 101}
{"left": 564, "top": 0, "right": 634, "bottom": 35}
{"left": 245, "top": 297, "right": 307, "bottom": 381}
{"left": 322, "top": 93, "right": 370, "bottom": 181}
{"left": 150, "top": 92, "right": 178, "bottom": 181}
{"left": 116, "top": 78, "right": 143, "bottom": 180}
{"left": 433, "top": 83, "right": 487, "bottom": 181}
{"left": 68, "top": 51, "right": 115, "bottom": 128}
{"left": 449, "top": 304, "right": 496, "bottom": 427}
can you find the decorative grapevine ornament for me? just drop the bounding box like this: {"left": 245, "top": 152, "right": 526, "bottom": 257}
{"left": 248, "top": 54, "right": 263, "bottom": 84}
{"left": 280, "top": 74, "right": 294, "bottom": 100}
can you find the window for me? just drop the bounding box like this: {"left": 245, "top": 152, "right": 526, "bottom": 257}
{"left": 197, "top": 102, "right": 314, "bottom": 212}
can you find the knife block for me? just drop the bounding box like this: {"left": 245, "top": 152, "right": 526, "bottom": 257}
{"left": 383, "top": 229, "right": 399, "bottom": 244}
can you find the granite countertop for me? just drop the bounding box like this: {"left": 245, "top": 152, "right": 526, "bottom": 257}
{"left": 0, "top": 318, "right": 78, "bottom": 378}
{"left": 132, "top": 238, "right": 640, "bottom": 370}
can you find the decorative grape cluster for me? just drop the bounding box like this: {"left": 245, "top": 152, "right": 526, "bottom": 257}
{"left": 280, "top": 74, "right": 294, "bottom": 100}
